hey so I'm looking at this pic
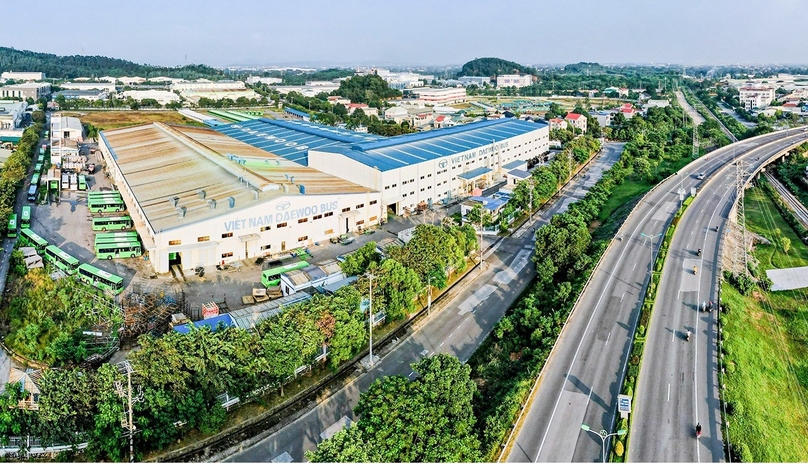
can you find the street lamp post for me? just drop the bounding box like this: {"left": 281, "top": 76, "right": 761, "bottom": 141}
{"left": 580, "top": 424, "right": 627, "bottom": 463}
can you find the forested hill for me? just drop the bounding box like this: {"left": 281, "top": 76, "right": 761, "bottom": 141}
{"left": 459, "top": 57, "right": 535, "bottom": 77}
{"left": 0, "top": 47, "right": 225, "bottom": 80}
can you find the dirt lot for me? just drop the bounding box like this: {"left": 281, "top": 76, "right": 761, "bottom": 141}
{"left": 61, "top": 111, "right": 204, "bottom": 130}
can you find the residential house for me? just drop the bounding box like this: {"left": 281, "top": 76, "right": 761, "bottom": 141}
{"left": 564, "top": 112, "right": 588, "bottom": 133}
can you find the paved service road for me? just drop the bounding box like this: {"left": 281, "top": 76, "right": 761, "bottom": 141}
{"left": 505, "top": 130, "right": 807, "bottom": 463}
{"left": 223, "top": 145, "right": 625, "bottom": 463}
{"left": 630, "top": 130, "right": 808, "bottom": 462}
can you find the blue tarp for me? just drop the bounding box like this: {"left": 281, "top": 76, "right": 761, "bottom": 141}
{"left": 173, "top": 313, "right": 235, "bottom": 334}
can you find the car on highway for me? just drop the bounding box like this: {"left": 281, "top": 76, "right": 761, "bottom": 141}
{"left": 696, "top": 172, "right": 706, "bottom": 180}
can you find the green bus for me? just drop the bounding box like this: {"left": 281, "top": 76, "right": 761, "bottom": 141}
{"left": 7, "top": 213, "right": 17, "bottom": 238}
{"left": 34, "top": 163, "right": 42, "bottom": 174}
{"left": 92, "top": 216, "right": 132, "bottom": 231}
{"left": 88, "top": 191, "right": 122, "bottom": 198}
{"left": 20, "top": 206, "right": 31, "bottom": 229}
{"left": 78, "top": 175, "right": 87, "bottom": 191}
{"left": 20, "top": 229, "right": 48, "bottom": 253}
{"left": 95, "top": 231, "right": 139, "bottom": 242}
{"left": 89, "top": 200, "right": 126, "bottom": 214}
{"left": 95, "top": 240, "right": 142, "bottom": 260}
{"left": 44, "top": 245, "right": 80, "bottom": 274}
{"left": 94, "top": 236, "right": 139, "bottom": 248}
{"left": 261, "top": 260, "right": 309, "bottom": 287}
{"left": 36, "top": 155, "right": 44, "bottom": 164}
{"left": 77, "top": 263, "right": 124, "bottom": 295}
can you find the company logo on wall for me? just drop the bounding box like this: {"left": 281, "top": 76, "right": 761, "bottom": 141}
{"left": 438, "top": 159, "right": 448, "bottom": 169}
{"left": 276, "top": 201, "right": 291, "bottom": 211}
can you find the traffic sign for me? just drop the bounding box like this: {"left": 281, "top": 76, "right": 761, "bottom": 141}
{"left": 618, "top": 394, "right": 632, "bottom": 418}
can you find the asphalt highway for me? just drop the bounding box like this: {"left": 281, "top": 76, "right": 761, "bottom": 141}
{"left": 224, "top": 144, "right": 625, "bottom": 463}
{"left": 629, "top": 130, "right": 808, "bottom": 462}
{"left": 505, "top": 130, "right": 808, "bottom": 463}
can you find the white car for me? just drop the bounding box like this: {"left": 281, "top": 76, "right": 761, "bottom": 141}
{"left": 696, "top": 172, "right": 706, "bottom": 180}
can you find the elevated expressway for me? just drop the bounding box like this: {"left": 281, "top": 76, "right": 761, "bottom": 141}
{"left": 629, "top": 130, "right": 808, "bottom": 462}
{"left": 505, "top": 130, "right": 808, "bottom": 463}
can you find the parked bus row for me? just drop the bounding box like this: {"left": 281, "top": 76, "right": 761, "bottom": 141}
{"left": 19, "top": 228, "right": 124, "bottom": 294}
{"left": 88, "top": 191, "right": 126, "bottom": 213}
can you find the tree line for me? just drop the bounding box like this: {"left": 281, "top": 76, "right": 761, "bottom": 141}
{"left": 0, "top": 123, "right": 41, "bottom": 236}
{"left": 0, "top": 47, "right": 224, "bottom": 80}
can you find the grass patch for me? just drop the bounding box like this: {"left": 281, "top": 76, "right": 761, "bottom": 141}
{"left": 63, "top": 111, "right": 205, "bottom": 130}
{"left": 721, "top": 282, "right": 808, "bottom": 462}
{"left": 745, "top": 185, "right": 808, "bottom": 270}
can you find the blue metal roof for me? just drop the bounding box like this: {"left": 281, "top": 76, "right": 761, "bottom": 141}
{"left": 284, "top": 108, "right": 310, "bottom": 119}
{"left": 468, "top": 195, "right": 506, "bottom": 211}
{"left": 217, "top": 117, "right": 546, "bottom": 172}
{"left": 503, "top": 159, "right": 526, "bottom": 170}
{"left": 331, "top": 118, "right": 547, "bottom": 172}
{"left": 216, "top": 118, "right": 381, "bottom": 166}
{"left": 458, "top": 167, "right": 493, "bottom": 180}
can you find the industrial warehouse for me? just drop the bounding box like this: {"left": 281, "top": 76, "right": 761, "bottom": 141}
{"left": 219, "top": 117, "right": 550, "bottom": 214}
{"left": 99, "top": 117, "right": 549, "bottom": 273}
{"left": 98, "top": 123, "right": 381, "bottom": 274}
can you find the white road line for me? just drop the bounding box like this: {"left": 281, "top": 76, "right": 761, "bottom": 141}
{"left": 671, "top": 329, "right": 675, "bottom": 343}
{"left": 620, "top": 292, "right": 625, "bottom": 302}
{"left": 439, "top": 341, "right": 444, "bottom": 347}
{"left": 632, "top": 263, "right": 637, "bottom": 271}
{"left": 606, "top": 331, "right": 611, "bottom": 345}
{"left": 534, "top": 190, "right": 661, "bottom": 462}
{"left": 667, "top": 383, "right": 671, "bottom": 402}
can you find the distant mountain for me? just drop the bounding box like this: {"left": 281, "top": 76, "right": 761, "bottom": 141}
{"left": 0, "top": 47, "right": 225, "bottom": 80}
{"left": 459, "top": 57, "right": 536, "bottom": 77}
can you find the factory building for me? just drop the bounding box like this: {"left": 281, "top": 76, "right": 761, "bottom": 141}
{"left": 98, "top": 123, "right": 382, "bottom": 274}
{"left": 219, "top": 117, "right": 549, "bottom": 215}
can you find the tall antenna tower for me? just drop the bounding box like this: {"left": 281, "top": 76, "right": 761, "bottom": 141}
{"left": 731, "top": 159, "right": 750, "bottom": 275}
{"left": 115, "top": 361, "right": 144, "bottom": 463}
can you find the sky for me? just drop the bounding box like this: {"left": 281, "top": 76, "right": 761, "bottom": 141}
{"left": 5, "top": 0, "right": 808, "bottom": 68}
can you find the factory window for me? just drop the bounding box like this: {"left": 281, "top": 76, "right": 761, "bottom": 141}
{"left": 261, "top": 244, "right": 271, "bottom": 250}
{"left": 342, "top": 207, "right": 350, "bottom": 213}
{"left": 421, "top": 188, "right": 425, "bottom": 192}
{"left": 297, "top": 236, "right": 308, "bottom": 242}
{"left": 169, "top": 240, "right": 181, "bottom": 246}
{"left": 370, "top": 216, "right": 377, "bottom": 222}
{"left": 403, "top": 193, "right": 407, "bottom": 198}
{"left": 277, "top": 222, "right": 287, "bottom": 228}
{"left": 428, "top": 173, "right": 432, "bottom": 177}
{"left": 221, "top": 232, "right": 233, "bottom": 238}
{"left": 197, "top": 236, "right": 209, "bottom": 242}
{"left": 420, "top": 175, "right": 425, "bottom": 180}
{"left": 221, "top": 252, "right": 233, "bottom": 258}
{"left": 385, "top": 185, "right": 390, "bottom": 190}
{"left": 392, "top": 183, "right": 397, "bottom": 187}
{"left": 356, "top": 203, "right": 364, "bottom": 209}
{"left": 313, "top": 214, "right": 323, "bottom": 220}
{"left": 298, "top": 218, "right": 308, "bottom": 224}
{"left": 370, "top": 200, "right": 377, "bottom": 205}
{"left": 356, "top": 219, "right": 364, "bottom": 225}
{"left": 325, "top": 228, "right": 334, "bottom": 234}
{"left": 261, "top": 225, "right": 271, "bottom": 231}
{"left": 325, "top": 212, "right": 333, "bottom": 217}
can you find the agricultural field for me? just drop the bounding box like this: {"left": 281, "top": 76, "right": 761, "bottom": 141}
{"left": 720, "top": 184, "right": 808, "bottom": 461}
{"left": 62, "top": 110, "right": 205, "bottom": 130}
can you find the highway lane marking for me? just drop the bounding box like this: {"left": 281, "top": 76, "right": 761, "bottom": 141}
{"left": 439, "top": 341, "right": 444, "bottom": 347}
{"left": 534, "top": 188, "right": 663, "bottom": 462}
{"left": 667, "top": 383, "right": 670, "bottom": 401}
{"left": 632, "top": 263, "right": 637, "bottom": 270}
{"left": 606, "top": 331, "right": 611, "bottom": 345}
{"left": 620, "top": 292, "right": 625, "bottom": 302}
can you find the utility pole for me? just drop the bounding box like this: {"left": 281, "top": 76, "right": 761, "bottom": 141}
{"left": 368, "top": 272, "right": 374, "bottom": 367}
{"left": 115, "top": 361, "right": 143, "bottom": 463}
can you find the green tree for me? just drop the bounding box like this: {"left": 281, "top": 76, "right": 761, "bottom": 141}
{"left": 339, "top": 241, "right": 381, "bottom": 276}
{"left": 309, "top": 354, "right": 481, "bottom": 462}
